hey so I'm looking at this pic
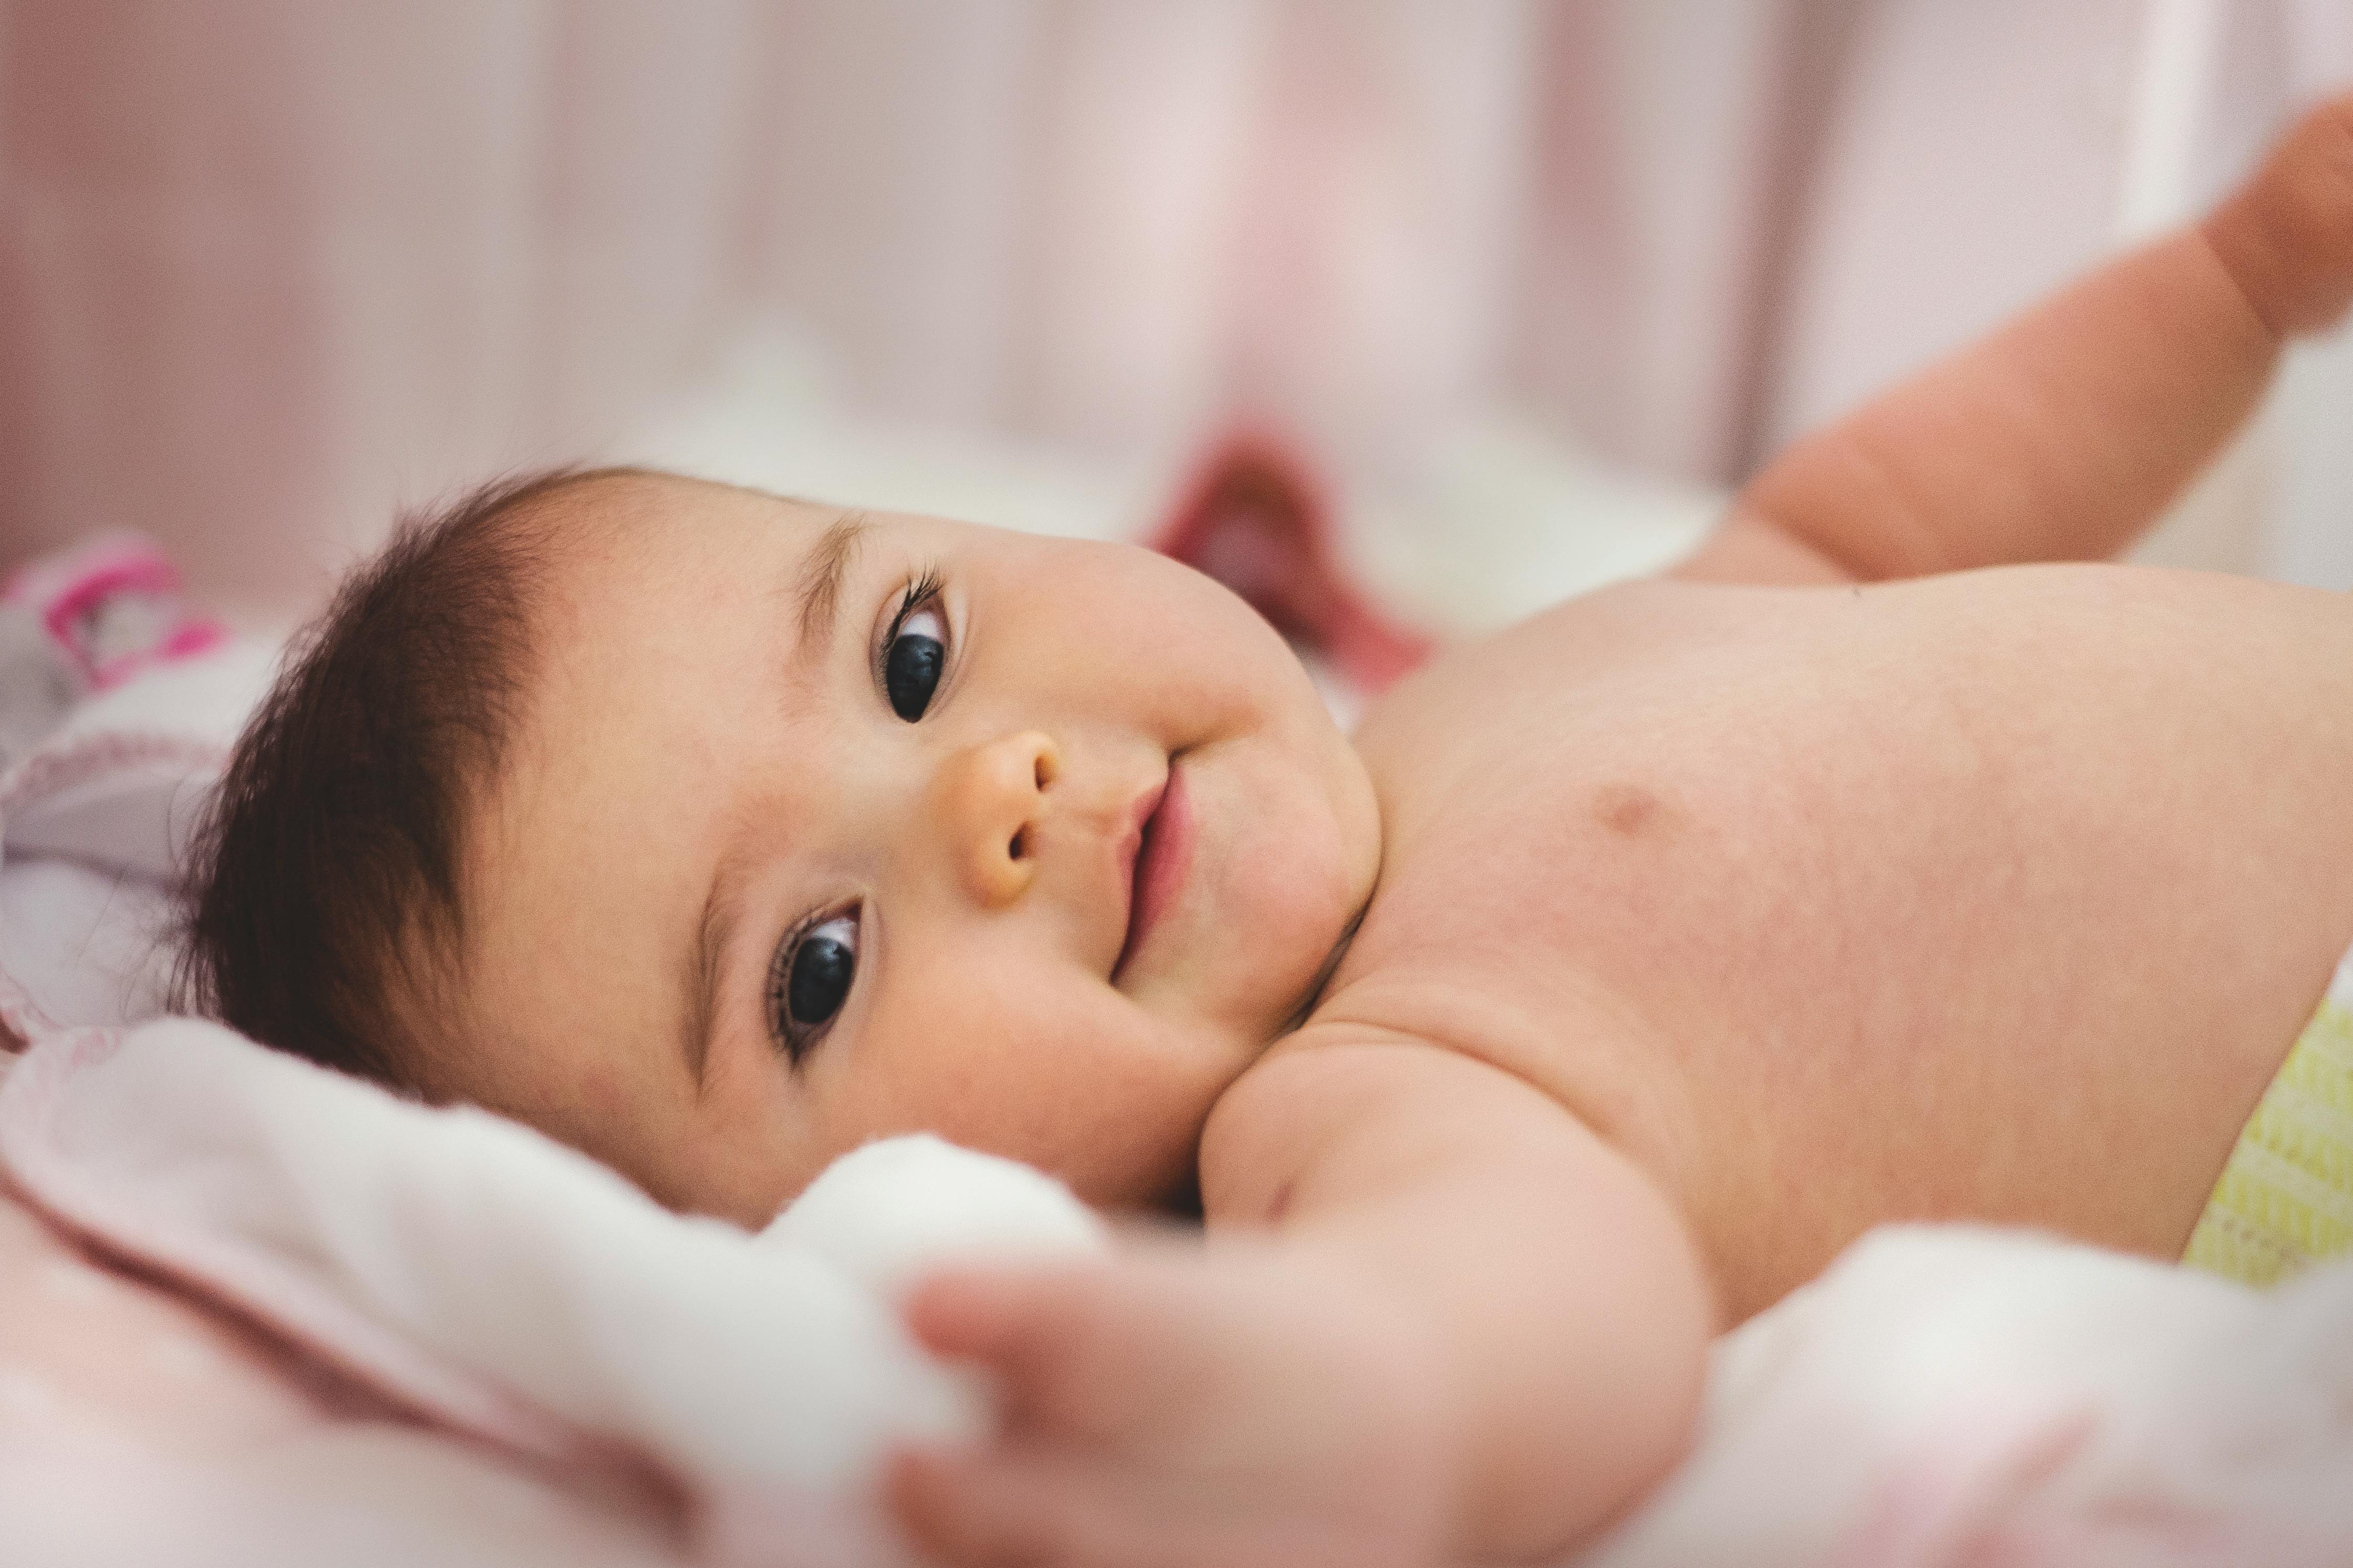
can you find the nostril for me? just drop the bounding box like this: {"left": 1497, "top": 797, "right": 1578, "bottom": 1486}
{"left": 1033, "top": 751, "right": 1055, "bottom": 790}
{"left": 1009, "top": 827, "right": 1027, "bottom": 861}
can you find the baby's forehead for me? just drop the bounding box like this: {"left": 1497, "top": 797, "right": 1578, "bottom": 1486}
{"left": 537, "top": 471, "right": 835, "bottom": 569}
{"left": 507, "top": 477, "right": 857, "bottom": 664}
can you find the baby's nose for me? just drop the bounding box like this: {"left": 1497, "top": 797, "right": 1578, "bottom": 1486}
{"left": 938, "top": 731, "right": 1059, "bottom": 907}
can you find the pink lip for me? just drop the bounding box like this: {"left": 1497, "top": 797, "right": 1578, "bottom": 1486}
{"left": 1112, "top": 762, "right": 1192, "bottom": 982}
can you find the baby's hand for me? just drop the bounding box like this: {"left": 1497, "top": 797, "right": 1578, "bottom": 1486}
{"left": 2210, "top": 91, "right": 2353, "bottom": 337}
{"left": 888, "top": 1239, "right": 1456, "bottom": 1568}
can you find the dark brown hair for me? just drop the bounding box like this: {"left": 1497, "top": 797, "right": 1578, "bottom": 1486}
{"left": 177, "top": 466, "right": 641, "bottom": 1087}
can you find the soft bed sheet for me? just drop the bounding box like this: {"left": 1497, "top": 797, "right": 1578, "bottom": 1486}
{"left": 2, "top": 646, "right": 2349, "bottom": 1566}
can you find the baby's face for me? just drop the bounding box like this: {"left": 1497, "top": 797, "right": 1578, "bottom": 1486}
{"left": 446, "top": 475, "right": 1379, "bottom": 1225}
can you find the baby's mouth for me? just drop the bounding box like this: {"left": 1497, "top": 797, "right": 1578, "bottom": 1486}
{"left": 1112, "top": 759, "right": 1192, "bottom": 983}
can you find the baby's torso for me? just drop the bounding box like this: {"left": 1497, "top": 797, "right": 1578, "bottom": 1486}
{"left": 1317, "top": 563, "right": 2353, "bottom": 1319}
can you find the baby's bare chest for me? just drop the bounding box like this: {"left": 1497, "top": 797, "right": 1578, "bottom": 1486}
{"left": 1329, "top": 567, "right": 2353, "bottom": 1315}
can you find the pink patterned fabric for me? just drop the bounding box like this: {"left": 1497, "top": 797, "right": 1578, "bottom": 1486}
{"left": 1, "top": 531, "right": 227, "bottom": 694}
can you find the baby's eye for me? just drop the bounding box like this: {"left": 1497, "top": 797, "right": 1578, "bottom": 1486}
{"left": 771, "top": 910, "right": 858, "bottom": 1058}
{"left": 885, "top": 601, "right": 947, "bottom": 721}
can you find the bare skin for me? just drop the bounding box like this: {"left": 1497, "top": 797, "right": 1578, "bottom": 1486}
{"left": 441, "top": 97, "right": 2353, "bottom": 1566}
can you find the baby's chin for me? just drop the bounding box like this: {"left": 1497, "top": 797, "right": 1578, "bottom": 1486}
{"left": 1144, "top": 772, "right": 1365, "bottom": 1044}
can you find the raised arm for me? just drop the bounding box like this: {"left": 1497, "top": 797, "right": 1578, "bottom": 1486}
{"left": 1683, "top": 90, "right": 2353, "bottom": 585}
{"left": 890, "top": 1032, "right": 1714, "bottom": 1567}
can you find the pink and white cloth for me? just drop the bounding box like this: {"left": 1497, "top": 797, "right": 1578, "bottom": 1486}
{"left": 2, "top": 643, "right": 2350, "bottom": 1566}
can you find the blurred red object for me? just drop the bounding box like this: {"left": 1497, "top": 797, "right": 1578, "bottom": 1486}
{"left": 1151, "top": 436, "right": 1432, "bottom": 694}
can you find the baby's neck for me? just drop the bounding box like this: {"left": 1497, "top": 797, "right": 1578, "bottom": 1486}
{"left": 1278, "top": 889, "right": 1374, "bottom": 1036}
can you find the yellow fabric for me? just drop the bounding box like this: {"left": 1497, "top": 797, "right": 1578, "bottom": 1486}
{"left": 2184, "top": 982, "right": 2353, "bottom": 1287}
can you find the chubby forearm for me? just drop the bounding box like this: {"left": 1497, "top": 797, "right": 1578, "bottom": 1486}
{"left": 1731, "top": 93, "right": 2353, "bottom": 581}
{"left": 1287, "top": 1149, "right": 1711, "bottom": 1557}
{"left": 1202, "top": 1041, "right": 1716, "bottom": 1561}
{"left": 1737, "top": 225, "right": 2276, "bottom": 580}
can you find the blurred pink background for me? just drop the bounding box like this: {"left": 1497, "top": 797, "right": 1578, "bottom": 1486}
{"left": 4, "top": 0, "right": 2351, "bottom": 631}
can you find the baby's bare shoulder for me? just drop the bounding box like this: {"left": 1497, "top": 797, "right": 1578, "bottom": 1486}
{"left": 1195, "top": 1014, "right": 1624, "bottom": 1229}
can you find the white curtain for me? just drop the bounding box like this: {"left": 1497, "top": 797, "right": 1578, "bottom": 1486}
{"left": 3, "top": 0, "right": 2348, "bottom": 623}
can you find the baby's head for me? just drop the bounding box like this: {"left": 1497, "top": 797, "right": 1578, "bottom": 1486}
{"left": 184, "top": 470, "right": 1379, "bottom": 1223}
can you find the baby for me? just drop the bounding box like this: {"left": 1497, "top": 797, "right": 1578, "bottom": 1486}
{"left": 186, "top": 97, "right": 2353, "bottom": 1564}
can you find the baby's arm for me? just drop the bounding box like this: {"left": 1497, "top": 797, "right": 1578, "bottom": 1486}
{"left": 892, "top": 1034, "right": 1713, "bottom": 1566}
{"left": 1686, "top": 91, "right": 2353, "bottom": 584}
{"left": 1201, "top": 1037, "right": 1715, "bottom": 1556}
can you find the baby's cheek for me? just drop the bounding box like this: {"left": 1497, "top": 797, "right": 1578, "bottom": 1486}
{"left": 839, "top": 963, "right": 1058, "bottom": 1142}
{"left": 1209, "top": 764, "right": 1360, "bottom": 1005}
{"left": 1050, "top": 994, "right": 1238, "bottom": 1206}
{"left": 895, "top": 982, "right": 1213, "bottom": 1207}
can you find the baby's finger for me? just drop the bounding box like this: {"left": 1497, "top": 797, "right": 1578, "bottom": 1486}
{"left": 905, "top": 1251, "right": 1254, "bottom": 1438}
{"left": 888, "top": 1443, "right": 1133, "bottom": 1568}
{"left": 903, "top": 1258, "right": 1099, "bottom": 1368}
{"left": 903, "top": 1226, "right": 1208, "bottom": 1365}
{"left": 903, "top": 1260, "right": 1138, "bottom": 1429}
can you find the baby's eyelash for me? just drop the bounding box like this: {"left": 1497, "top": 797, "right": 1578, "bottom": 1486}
{"left": 885, "top": 567, "right": 945, "bottom": 646}
{"left": 765, "top": 915, "right": 810, "bottom": 1062}
{"left": 873, "top": 565, "right": 950, "bottom": 715}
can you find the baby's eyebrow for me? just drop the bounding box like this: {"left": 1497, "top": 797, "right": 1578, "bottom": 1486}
{"left": 682, "top": 837, "right": 758, "bottom": 1091}
{"left": 792, "top": 512, "right": 871, "bottom": 654}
